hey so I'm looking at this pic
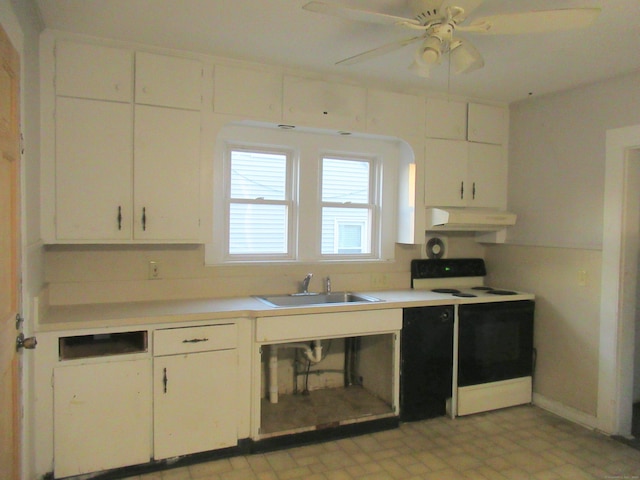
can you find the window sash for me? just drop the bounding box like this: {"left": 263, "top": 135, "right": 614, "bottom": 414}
{"left": 320, "top": 155, "right": 377, "bottom": 258}
{"left": 225, "top": 146, "right": 295, "bottom": 260}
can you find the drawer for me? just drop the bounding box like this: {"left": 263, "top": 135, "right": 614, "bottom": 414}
{"left": 154, "top": 323, "right": 236, "bottom": 356}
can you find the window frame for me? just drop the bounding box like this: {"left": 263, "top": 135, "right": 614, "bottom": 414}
{"left": 205, "top": 123, "right": 400, "bottom": 265}
{"left": 319, "top": 153, "right": 380, "bottom": 260}
{"left": 223, "top": 144, "right": 297, "bottom": 262}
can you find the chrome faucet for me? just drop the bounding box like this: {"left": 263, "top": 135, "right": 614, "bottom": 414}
{"left": 301, "top": 273, "right": 313, "bottom": 294}
{"left": 325, "top": 276, "right": 331, "bottom": 294}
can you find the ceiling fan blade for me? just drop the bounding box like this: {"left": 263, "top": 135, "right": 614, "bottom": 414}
{"left": 336, "top": 36, "right": 423, "bottom": 66}
{"left": 440, "top": 0, "right": 484, "bottom": 22}
{"left": 303, "top": 1, "right": 420, "bottom": 27}
{"left": 462, "top": 8, "right": 601, "bottom": 35}
{"left": 450, "top": 37, "right": 484, "bottom": 74}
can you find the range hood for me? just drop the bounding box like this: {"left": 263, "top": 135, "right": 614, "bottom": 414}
{"left": 426, "top": 207, "right": 517, "bottom": 231}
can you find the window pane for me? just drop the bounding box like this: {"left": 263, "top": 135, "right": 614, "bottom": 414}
{"left": 229, "top": 203, "right": 288, "bottom": 254}
{"left": 230, "top": 150, "right": 286, "bottom": 200}
{"left": 321, "top": 207, "right": 370, "bottom": 254}
{"left": 322, "top": 158, "right": 369, "bottom": 203}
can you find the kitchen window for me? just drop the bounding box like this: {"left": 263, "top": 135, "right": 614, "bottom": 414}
{"left": 321, "top": 156, "right": 375, "bottom": 257}
{"left": 206, "top": 124, "right": 400, "bottom": 264}
{"left": 226, "top": 147, "right": 294, "bottom": 260}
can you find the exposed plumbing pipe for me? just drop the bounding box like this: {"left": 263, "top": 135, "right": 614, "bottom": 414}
{"left": 268, "top": 341, "right": 323, "bottom": 403}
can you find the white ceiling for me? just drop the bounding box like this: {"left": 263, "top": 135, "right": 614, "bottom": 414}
{"left": 34, "top": 0, "right": 640, "bottom": 103}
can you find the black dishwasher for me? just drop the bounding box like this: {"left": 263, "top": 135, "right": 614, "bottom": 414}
{"left": 400, "top": 305, "right": 454, "bottom": 421}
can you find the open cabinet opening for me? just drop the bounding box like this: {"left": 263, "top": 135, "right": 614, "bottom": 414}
{"left": 259, "top": 333, "right": 397, "bottom": 438}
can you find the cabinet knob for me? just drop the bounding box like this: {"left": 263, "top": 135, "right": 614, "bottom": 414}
{"left": 16, "top": 333, "right": 37, "bottom": 351}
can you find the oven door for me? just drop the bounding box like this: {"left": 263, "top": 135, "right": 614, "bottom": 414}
{"left": 458, "top": 300, "right": 534, "bottom": 387}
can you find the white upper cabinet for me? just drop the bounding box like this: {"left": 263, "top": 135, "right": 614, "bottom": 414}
{"left": 213, "top": 64, "right": 282, "bottom": 122}
{"left": 55, "top": 97, "right": 133, "bottom": 241}
{"left": 424, "top": 138, "right": 506, "bottom": 209}
{"left": 135, "top": 52, "right": 203, "bottom": 110}
{"left": 47, "top": 39, "right": 204, "bottom": 243}
{"left": 366, "top": 89, "right": 425, "bottom": 138}
{"left": 424, "top": 98, "right": 467, "bottom": 140}
{"left": 467, "top": 142, "right": 507, "bottom": 209}
{"left": 467, "top": 103, "right": 507, "bottom": 145}
{"left": 133, "top": 105, "right": 201, "bottom": 241}
{"left": 424, "top": 139, "right": 468, "bottom": 207}
{"left": 282, "top": 75, "right": 366, "bottom": 131}
{"left": 55, "top": 40, "right": 132, "bottom": 102}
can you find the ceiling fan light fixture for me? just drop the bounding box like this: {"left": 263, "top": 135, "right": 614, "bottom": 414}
{"left": 418, "top": 35, "right": 443, "bottom": 65}
{"left": 409, "top": 60, "right": 430, "bottom": 78}
{"left": 450, "top": 40, "right": 484, "bottom": 74}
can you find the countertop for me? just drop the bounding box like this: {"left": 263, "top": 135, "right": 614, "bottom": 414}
{"left": 38, "top": 289, "right": 535, "bottom": 333}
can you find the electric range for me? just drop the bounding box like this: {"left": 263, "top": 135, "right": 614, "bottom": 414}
{"left": 411, "top": 258, "right": 535, "bottom": 302}
{"left": 406, "top": 257, "right": 536, "bottom": 417}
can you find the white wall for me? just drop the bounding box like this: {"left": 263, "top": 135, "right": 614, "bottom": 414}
{"left": 487, "top": 70, "right": 640, "bottom": 421}
{"left": 507, "top": 70, "right": 640, "bottom": 249}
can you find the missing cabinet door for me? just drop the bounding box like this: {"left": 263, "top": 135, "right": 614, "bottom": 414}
{"left": 59, "top": 331, "right": 148, "bottom": 360}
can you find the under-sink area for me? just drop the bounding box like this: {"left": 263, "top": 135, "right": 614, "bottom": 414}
{"left": 253, "top": 309, "right": 402, "bottom": 441}
{"left": 259, "top": 334, "right": 397, "bottom": 438}
{"left": 255, "top": 291, "right": 383, "bottom": 308}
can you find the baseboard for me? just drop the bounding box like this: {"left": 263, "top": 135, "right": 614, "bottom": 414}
{"left": 533, "top": 393, "right": 599, "bottom": 431}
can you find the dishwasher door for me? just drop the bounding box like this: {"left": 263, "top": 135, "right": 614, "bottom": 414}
{"left": 400, "top": 305, "right": 454, "bottom": 421}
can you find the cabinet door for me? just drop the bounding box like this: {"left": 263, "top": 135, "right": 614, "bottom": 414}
{"left": 283, "top": 75, "right": 366, "bottom": 131}
{"left": 133, "top": 105, "right": 201, "bottom": 241}
{"left": 154, "top": 349, "right": 237, "bottom": 459}
{"left": 425, "top": 98, "right": 467, "bottom": 140}
{"left": 468, "top": 143, "right": 507, "bottom": 209}
{"left": 424, "top": 139, "right": 468, "bottom": 207}
{"left": 366, "top": 89, "right": 425, "bottom": 138}
{"left": 55, "top": 97, "right": 133, "bottom": 240}
{"left": 214, "top": 64, "right": 282, "bottom": 121}
{"left": 55, "top": 40, "right": 132, "bottom": 102}
{"left": 135, "top": 52, "right": 203, "bottom": 110}
{"left": 54, "top": 359, "right": 152, "bottom": 478}
{"left": 467, "top": 103, "right": 507, "bottom": 145}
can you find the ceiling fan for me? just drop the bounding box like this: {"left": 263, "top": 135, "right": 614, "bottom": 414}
{"left": 302, "top": 0, "right": 601, "bottom": 77}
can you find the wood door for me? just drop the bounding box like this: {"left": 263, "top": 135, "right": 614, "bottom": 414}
{"left": 0, "top": 22, "right": 21, "bottom": 480}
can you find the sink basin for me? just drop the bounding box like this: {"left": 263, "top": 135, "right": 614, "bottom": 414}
{"left": 255, "top": 292, "right": 383, "bottom": 308}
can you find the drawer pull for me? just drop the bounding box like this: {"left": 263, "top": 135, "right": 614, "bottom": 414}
{"left": 182, "top": 337, "right": 209, "bottom": 344}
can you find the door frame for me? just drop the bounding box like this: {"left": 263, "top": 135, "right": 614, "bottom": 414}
{"left": 599, "top": 124, "right": 640, "bottom": 435}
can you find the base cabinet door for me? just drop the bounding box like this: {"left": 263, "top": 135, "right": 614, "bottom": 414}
{"left": 53, "top": 359, "right": 152, "bottom": 478}
{"left": 153, "top": 349, "right": 237, "bottom": 459}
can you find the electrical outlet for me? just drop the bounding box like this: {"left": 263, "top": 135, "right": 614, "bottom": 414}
{"left": 148, "top": 261, "right": 160, "bottom": 280}
{"left": 577, "top": 269, "right": 587, "bottom": 286}
{"left": 371, "top": 273, "right": 388, "bottom": 288}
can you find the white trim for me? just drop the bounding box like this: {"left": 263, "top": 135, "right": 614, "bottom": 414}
{"left": 599, "top": 124, "right": 640, "bottom": 435}
{"left": 533, "top": 393, "right": 599, "bottom": 431}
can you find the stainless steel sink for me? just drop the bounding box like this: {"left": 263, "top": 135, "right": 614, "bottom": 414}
{"left": 255, "top": 292, "right": 383, "bottom": 308}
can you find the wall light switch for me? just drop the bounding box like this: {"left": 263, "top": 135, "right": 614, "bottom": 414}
{"left": 149, "top": 261, "right": 160, "bottom": 280}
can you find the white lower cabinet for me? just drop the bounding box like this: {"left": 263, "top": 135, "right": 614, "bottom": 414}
{"left": 153, "top": 324, "right": 238, "bottom": 459}
{"left": 53, "top": 359, "right": 152, "bottom": 478}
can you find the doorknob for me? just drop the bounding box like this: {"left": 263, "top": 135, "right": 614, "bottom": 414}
{"left": 16, "top": 333, "right": 37, "bottom": 351}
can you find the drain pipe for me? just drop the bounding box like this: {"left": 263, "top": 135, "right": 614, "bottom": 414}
{"left": 269, "top": 341, "right": 323, "bottom": 403}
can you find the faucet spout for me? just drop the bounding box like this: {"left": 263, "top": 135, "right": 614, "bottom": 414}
{"left": 302, "top": 273, "right": 313, "bottom": 294}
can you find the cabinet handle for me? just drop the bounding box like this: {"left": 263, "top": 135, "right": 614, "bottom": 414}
{"left": 472, "top": 182, "right": 476, "bottom": 199}
{"left": 460, "top": 181, "right": 464, "bottom": 199}
{"left": 117, "top": 206, "right": 122, "bottom": 231}
{"left": 142, "top": 207, "right": 146, "bottom": 231}
{"left": 163, "top": 367, "right": 168, "bottom": 394}
{"left": 182, "top": 337, "right": 209, "bottom": 344}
